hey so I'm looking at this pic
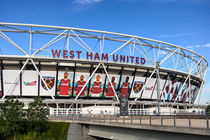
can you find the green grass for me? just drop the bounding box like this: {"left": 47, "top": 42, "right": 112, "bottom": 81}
{"left": 5, "top": 122, "right": 70, "bottom": 140}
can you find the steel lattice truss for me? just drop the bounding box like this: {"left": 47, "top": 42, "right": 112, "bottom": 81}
{"left": 0, "top": 22, "right": 208, "bottom": 104}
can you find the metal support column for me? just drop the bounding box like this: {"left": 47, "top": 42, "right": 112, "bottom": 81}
{"left": 156, "top": 61, "right": 160, "bottom": 115}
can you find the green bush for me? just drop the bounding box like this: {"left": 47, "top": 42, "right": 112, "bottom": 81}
{"left": 15, "top": 122, "right": 70, "bottom": 140}
{"left": 0, "top": 97, "right": 70, "bottom": 140}
{"left": 206, "top": 104, "right": 210, "bottom": 115}
{"left": 27, "top": 97, "right": 49, "bottom": 133}
{"left": 0, "top": 97, "right": 25, "bottom": 139}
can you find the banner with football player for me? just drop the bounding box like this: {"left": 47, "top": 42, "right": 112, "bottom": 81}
{"left": 130, "top": 76, "right": 145, "bottom": 98}
{"left": 3, "top": 70, "right": 20, "bottom": 96}
{"left": 141, "top": 78, "right": 156, "bottom": 99}
{"left": 39, "top": 71, "right": 56, "bottom": 96}
{"left": 104, "top": 74, "right": 120, "bottom": 98}
{"left": 73, "top": 72, "right": 89, "bottom": 97}
{"left": 119, "top": 75, "right": 133, "bottom": 98}
{"left": 57, "top": 71, "right": 74, "bottom": 96}
{"left": 22, "top": 70, "right": 38, "bottom": 96}
{"left": 89, "top": 73, "right": 105, "bottom": 97}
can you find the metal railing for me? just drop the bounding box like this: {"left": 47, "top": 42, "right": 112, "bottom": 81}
{"left": 49, "top": 108, "right": 206, "bottom": 116}
{"left": 48, "top": 114, "right": 210, "bottom": 129}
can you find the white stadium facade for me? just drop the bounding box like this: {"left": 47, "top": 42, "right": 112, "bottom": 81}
{"left": 0, "top": 22, "right": 208, "bottom": 116}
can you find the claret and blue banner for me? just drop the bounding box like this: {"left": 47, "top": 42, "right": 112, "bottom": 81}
{"left": 0, "top": 68, "right": 199, "bottom": 103}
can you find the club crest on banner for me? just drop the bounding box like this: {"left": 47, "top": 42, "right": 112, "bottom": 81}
{"left": 41, "top": 76, "right": 55, "bottom": 90}
{"left": 133, "top": 81, "right": 143, "bottom": 94}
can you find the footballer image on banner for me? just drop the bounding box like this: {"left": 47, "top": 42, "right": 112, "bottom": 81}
{"left": 90, "top": 74, "right": 105, "bottom": 97}
{"left": 73, "top": 72, "right": 89, "bottom": 97}
{"left": 57, "top": 71, "right": 73, "bottom": 96}
{"left": 119, "top": 75, "right": 133, "bottom": 98}
{"left": 105, "top": 74, "right": 120, "bottom": 98}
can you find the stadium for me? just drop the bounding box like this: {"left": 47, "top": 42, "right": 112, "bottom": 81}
{"left": 0, "top": 22, "right": 208, "bottom": 116}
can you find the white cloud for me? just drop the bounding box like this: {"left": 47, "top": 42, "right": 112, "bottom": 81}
{"left": 73, "top": 0, "right": 208, "bottom": 4}
{"left": 71, "top": 0, "right": 208, "bottom": 13}
{"left": 73, "top": 0, "right": 103, "bottom": 5}
{"left": 119, "top": 0, "right": 208, "bottom": 4}
{"left": 186, "top": 43, "right": 210, "bottom": 49}
{"left": 159, "top": 50, "right": 168, "bottom": 55}
{"left": 204, "top": 43, "right": 210, "bottom": 47}
{"left": 149, "top": 0, "right": 179, "bottom": 3}
{"left": 118, "top": 0, "right": 142, "bottom": 2}
{"left": 157, "top": 32, "right": 198, "bottom": 38}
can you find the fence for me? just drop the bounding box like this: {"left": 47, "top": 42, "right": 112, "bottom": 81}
{"left": 49, "top": 108, "right": 205, "bottom": 116}
{"left": 48, "top": 114, "right": 210, "bottom": 129}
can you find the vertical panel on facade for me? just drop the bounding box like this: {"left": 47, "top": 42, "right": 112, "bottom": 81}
{"left": 105, "top": 66, "right": 121, "bottom": 98}
{"left": 104, "top": 66, "right": 122, "bottom": 98}
{"left": 3, "top": 70, "right": 20, "bottom": 96}
{"left": 180, "top": 83, "right": 190, "bottom": 102}
{"left": 130, "top": 69, "right": 146, "bottom": 99}
{"left": 162, "top": 80, "right": 171, "bottom": 101}
{"left": 171, "top": 81, "right": 182, "bottom": 102}
{"left": 162, "top": 80, "right": 183, "bottom": 102}
{"left": 53, "top": 62, "right": 75, "bottom": 97}
{"left": 151, "top": 79, "right": 165, "bottom": 100}
{"left": 74, "top": 63, "right": 91, "bottom": 97}
{"left": 141, "top": 78, "right": 156, "bottom": 99}
{"left": 119, "top": 67, "right": 134, "bottom": 98}
{"left": 0, "top": 76, "right": 2, "bottom": 97}
{"left": 0, "top": 61, "right": 2, "bottom": 97}
{"left": 39, "top": 71, "right": 56, "bottom": 96}
{"left": 22, "top": 70, "right": 38, "bottom": 96}
{"left": 130, "top": 76, "right": 145, "bottom": 99}
{"left": 73, "top": 72, "right": 89, "bottom": 97}
{"left": 104, "top": 74, "right": 120, "bottom": 98}
{"left": 191, "top": 85, "right": 200, "bottom": 104}
{"left": 89, "top": 65, "right": 105, "bottom": 98}
{"left": 57, "top": 71, "right": 74, "bottom": 96}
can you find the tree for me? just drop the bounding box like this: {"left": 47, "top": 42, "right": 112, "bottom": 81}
{"left": 27, "top": 97, "right": 49, "bottom": 133}
{"left": 0, "top": 97, "right": 25, "bottom": 140}
{"left": 205, "top": 104, "right": 210, "bottom": 115}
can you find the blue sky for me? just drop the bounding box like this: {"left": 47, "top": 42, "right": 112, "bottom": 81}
{"left": 0, "top": 0, "right": 210, "bottom": 104}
